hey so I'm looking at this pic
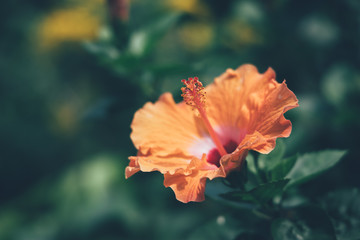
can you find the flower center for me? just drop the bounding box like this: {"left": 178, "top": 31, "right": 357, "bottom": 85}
{"left": 206, "top": 140, "right": 238, "bottom": 167}
{"left": 181, "top": 77, "right": 227, "bottom": 157}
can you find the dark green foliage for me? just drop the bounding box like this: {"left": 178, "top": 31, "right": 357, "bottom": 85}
{"left": 219, "top": 148, "right": 346, "bottom": 240}
{"left": 271, "top": 206, "right": 337, "bottom": 240}
{"left": 222, "top": 179, "right": 289, "bottom": 204}
{"left": 321, "top": 189, "right": 360, "bottom": 240}
{"left": 186, "top": 215, "right": 239, "bottom": 240}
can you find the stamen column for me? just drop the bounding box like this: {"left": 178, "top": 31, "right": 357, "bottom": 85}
{"left": 181, "top": 77, "right": 227, "bottom": 157}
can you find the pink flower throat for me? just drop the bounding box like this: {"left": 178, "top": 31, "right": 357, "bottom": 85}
{"left": 207, "top": 140, "right": 238, "bottom": 167}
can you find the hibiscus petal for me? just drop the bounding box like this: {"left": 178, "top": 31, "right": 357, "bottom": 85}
{"left": 253, "top": 81, "right": 298, "bottom": 138}
{"left": 205, "top": 64, "right": 277, "bottom": 132}
{"left": 163, "top": 156, "right": 226, "bottom": 203}
{"left": 125, "top": 156, "right": 141, "bottom": 178}
{"left": 125, "top": 150, "right": 192, "bottom": 178}
{"left": 164, "top": 170, "right": 207, "bottom": 203}
{"left": 205, "top": 64, "right": 298, "bottom": 154}
{"left": 130, "top": 93, "right": 206, "bottom": 157}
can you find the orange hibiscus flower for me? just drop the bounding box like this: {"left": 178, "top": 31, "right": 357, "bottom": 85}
{"left": 125, "top": 64, "right": 299, "bottom": 203}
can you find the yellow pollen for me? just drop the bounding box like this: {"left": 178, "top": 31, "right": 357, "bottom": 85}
{"left": 181, "top": 77, "right": 227, "bottom": 157}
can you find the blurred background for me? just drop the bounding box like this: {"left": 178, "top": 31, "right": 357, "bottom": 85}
{"left": 0, "top": 0, "right": 359, "bottom": 239}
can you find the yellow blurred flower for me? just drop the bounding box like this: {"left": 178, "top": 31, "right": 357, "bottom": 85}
{"left": 165, "top": 0, "right": 209, "bottom": 16}
{"left": 49, "top": 84, "right": 94, "bottom": 136}
{"left": 67, "top": 0, "right": 104, "bottom": 8}
{"left": 52, "top": 102, "right": 79, "bottom": 135}
{"left": 223, "top": 20, "right": 263, "bottom": 50}
{"left": 179, "top": 22, "right": 214, "bottom": 52}
{"left": 37, "top": 1, "right": 105, "bottom": 49}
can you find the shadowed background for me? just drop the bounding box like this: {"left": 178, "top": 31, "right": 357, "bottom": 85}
{"left": 0, "top": 0, "right": 359, "bottom": 239}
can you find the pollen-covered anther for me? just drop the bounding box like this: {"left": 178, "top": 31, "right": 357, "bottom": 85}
{"left": 181, "top": 77, "right": 206, "bottom": 110}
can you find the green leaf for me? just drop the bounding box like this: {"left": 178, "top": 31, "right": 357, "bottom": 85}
{"left": 270, "top": 155, "right": 297, "bottom": 181}
{"left": 246, "top": 152, "right": 257, "bottom": 175}
{"left": 205, "top": 178, "right": 257, "bottom": 210}
{"left": 244, "top": 153, "right": 264, "bottom": 188}
{"left": 221, "top": 179, "right": 289, "bottom": 204}
{"left": 271, "top": 205, "right": 337, "bottom": 240}
{"left": 285, "top": 150, "right": 347, "bottom": 188}
{"left": 257, "top": 139, "right": 286, "bottom": 172}
{"left": 128, "top": 13, "right": 181, "bottom": 57}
